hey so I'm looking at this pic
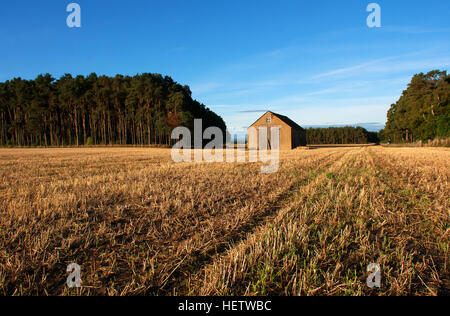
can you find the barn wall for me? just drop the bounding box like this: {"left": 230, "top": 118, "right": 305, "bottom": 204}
{"left": 291, "top": 128, "right": 307, "bottom": 149}
{"left": 248, "top": 112, "right": 293, "bottom": 150}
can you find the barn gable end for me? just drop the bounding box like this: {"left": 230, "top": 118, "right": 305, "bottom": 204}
{"left": 248, "top": 111, "right": 306, "bottom": 150}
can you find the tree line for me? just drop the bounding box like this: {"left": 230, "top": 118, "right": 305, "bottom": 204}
{"left": 306, "top": 126, "right": 379, "bottom": 145}
{"left": 379, "top": 70, "right": 449, "bottom": 143}
{"left": 0, "top": 73, "right": 226, "bottom": 147}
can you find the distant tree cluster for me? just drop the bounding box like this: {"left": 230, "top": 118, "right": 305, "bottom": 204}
{"left": 306, "top": 126, "right": 379, "bottom": 145}
{"left": 0, "top": 73, "right": 226, "bottom": 147}
{"left": 379, "top": 70, "right": 450, "bottom": 143}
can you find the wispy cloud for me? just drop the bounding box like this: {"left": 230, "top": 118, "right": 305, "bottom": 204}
{"left": 381, "top": 26, "right": 450, "bottom": 35}
{"left": 237, "top": 110, "right": 267, "bottom": 113}
{"left": 311, "top": 56, "right": 399, "bottom": 80}
{"left": 311, "top": 54, "right": 450, "bottom": 81}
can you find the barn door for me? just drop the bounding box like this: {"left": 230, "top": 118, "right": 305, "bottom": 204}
{"left": 258, "top": 127, "right": 271, "bottom": 150}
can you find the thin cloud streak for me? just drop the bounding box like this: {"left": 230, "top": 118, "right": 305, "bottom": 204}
{"left": 238, "top": 110, "right": 268, "bottom": 113}
{"left": 311, "top": 56, "right": 399, "bottom": 80}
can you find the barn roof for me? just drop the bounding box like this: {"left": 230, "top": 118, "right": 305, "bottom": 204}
{"left": 250, "top": 111, "right": 305, "bottom": 131}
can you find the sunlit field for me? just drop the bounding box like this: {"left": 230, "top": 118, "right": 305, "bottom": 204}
{"left": 0, "top": 147, "right": 448, "bottom": 296}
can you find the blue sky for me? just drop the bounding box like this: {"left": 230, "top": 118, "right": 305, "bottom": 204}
{"left": 1, "top": 0, "right": 449, "bottom": 135}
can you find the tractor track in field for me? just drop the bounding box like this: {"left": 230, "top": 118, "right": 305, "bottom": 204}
{"left": 169, "top": 149, "right": 355, "bottom": 295}
{"left": 144, "top": 150, "right": 350, "bottom": 295}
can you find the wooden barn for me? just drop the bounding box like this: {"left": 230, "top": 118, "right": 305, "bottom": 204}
{"left": 248, "top": 111, "right": 306, "bottom": 150}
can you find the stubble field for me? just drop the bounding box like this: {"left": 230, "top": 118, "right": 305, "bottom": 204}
{"left": 0, "top": 146, "right": 448, "bottom": 296}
